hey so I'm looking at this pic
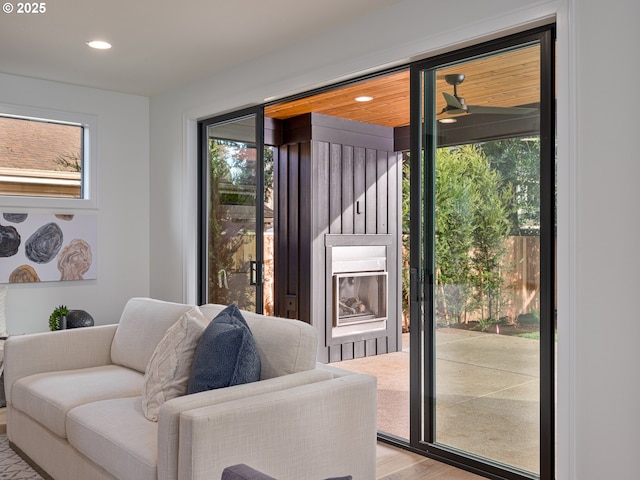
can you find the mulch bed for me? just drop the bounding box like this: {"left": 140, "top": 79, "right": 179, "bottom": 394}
{"left": 444, "top": 320, "right": 541, "bottom": 336}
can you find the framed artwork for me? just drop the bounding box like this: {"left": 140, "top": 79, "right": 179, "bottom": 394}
{"left": 0, "top": 212, "right": 97, "bottom": 283}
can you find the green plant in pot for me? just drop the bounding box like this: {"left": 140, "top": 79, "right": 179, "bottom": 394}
{"left": 49, "top": 305, "right": 69, "bottom": 331}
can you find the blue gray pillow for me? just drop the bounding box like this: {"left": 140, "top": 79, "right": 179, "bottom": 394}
{"left": 188, "top": 304, "right": 261, "bottom": 394}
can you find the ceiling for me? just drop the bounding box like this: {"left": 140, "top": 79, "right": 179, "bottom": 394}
{"left": 0, "top": 0, "right": 404, "bottom": 97}
{"left": 0, "top": 0, "right": 541, "bottom": 128}
{"left": 265, "top": 45, "right": 540, "bottom": 128}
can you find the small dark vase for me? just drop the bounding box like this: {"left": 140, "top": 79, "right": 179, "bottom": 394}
{"left": 66, "top": 310, "right": 94, "bottom": 329}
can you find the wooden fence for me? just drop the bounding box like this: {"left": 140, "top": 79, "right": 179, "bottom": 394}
{"left": 500, "top": 236, "right": 541, "bottom": 321}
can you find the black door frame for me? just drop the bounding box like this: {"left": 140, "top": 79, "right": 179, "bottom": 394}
{"left": 195, "top": 24, "right": 556, "bottom": 480}
{"left": 400, "top": 25, "right": 556, "bottom": 480}
{"left": 197, "top": 106, "right": 266, "bottom": 310}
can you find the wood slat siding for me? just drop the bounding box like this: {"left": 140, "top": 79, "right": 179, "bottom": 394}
{"left": 366, "top": 338, "right": 378, "bottom": 356}
{"left": 341, "top": 145, "right": 354, "bottom": 234}
{"left": 366, "top": 148, "right": 378, "bottom": 234}
{"left": 299, "top": 140, "right": 316, "bottom": 327}
{"left": 343, "top": 337, "right": 390, "bottom": 359}
{"left": 323, "top": 143, "right": 400, "bottom": 361}
{"left": 329, "top": 344, "right": 342, "bottom": 363}
{"left": 377, "top": 337, "right": 389, "bottom": 355}
{"left": 288, "top": 144, "right": 300, "bottom": 310}
{"left": 354, "top": 147, "right": 366, "bottom": 234}
{"left": 274, "top": 113, "right": 401, "bottom": 362}
{"left": 325, "top": 144, "right": 392, "bottom": 237}
{"left": 0, "top": 182, "right": 80, "bottom": 198}
{"left": 329, "top": 143, "right": 342, "bottom": 234}
{"left": 342, "top": 343, "right": 355, "bottom": 361}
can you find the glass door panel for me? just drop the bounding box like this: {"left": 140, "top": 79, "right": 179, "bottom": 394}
{"left": 262, "top": 145, "right": 275, "bottom": 316}
{"left": 419, "top": 42, "right": 547, "bottom": 475}
{"left": 205, "top": 115, "right": 260, "bottom": 311}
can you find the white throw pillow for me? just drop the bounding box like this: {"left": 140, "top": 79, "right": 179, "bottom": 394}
{"left": 142, "top": 306, "right": 208, "bottom": 421}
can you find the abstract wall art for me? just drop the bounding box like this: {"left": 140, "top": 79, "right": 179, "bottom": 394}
{"left": 0, "top": 212, "right": 97, "bottom": 283}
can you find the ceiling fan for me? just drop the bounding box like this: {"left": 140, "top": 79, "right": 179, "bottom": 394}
{"left": 439, "top": 74, "right": 537, "bottom": 117}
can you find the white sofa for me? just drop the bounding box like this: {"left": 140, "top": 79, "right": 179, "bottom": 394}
{"left": 3, "top": 298, "right": 377, "bottom": 480}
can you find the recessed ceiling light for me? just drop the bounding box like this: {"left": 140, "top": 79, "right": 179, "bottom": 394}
{"left": 86, "top": 40, "right": 112, "bottom": 50}
{"left": 438, "top": 117, "right": 457, "bottom": 124}
{"left": 355, "top": 96, "right": 373, "bottom": 102}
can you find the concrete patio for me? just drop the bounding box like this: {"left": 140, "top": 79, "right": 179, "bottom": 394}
{"left": 334, "top": 328, "right": 542, "bottom": 474}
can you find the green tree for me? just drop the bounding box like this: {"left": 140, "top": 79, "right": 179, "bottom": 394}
{"left": 208, "top": 140, "right": 254, "bottom": 309}
{"left": 207, "top": 141, "right": 274, "bottom": 310}
{"left": 467, "top": 154, "right": 511, "bottom": 320}
{"left": 401, "top": 157, "right": 411, "bottom": 326}
{"left": 435, "top": 145, "right": 511, "bottom": 324}
{"left": 480, "top": 137, "right": 540, "bottom": 235}
{"left": 435, "top": 147, "right": 475, "bottom": 324}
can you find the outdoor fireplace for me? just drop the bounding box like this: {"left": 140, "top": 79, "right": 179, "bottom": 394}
{"left": 329, "top": 243, "right": 388, "bottom": 338}
{"left": 334, "top": 272, "right": 387, "bottom": 326}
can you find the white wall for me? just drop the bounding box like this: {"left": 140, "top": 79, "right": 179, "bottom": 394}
{"left": 149, "top": 0, "right": 640, "bottom": 478}
{"left": 572, "top": 1, "right": 640, "bottom": 479}
{"left": 0, "top": 73, "right": 150, "bottom": 333}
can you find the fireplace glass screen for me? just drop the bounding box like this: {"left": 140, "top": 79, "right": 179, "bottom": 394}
{"left": 334, "top": 271, "right": 387, "bottom": 326}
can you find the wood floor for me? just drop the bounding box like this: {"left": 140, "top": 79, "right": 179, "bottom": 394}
{"left": 0, "top": 407, "right": 5, "bottom": 435}
{"left": 376, "top": 442, "right": 485, "bottom": 479}
{"left": 0, "top": 407, "right": 483, "bottom": 479}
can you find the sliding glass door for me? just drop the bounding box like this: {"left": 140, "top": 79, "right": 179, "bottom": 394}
{"left": 195, "top": 25, "right": 556, "bottom": 480}
{"left": 409, "top": 27, "right": 555, "bottom": 478}
{"left": 199, "top": 109, "right": 267, "bottom": 311}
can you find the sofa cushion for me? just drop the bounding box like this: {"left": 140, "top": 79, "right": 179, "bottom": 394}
{"left": 111, "top": 298, "right": 194, "bottom": 373}
{"left": 67, "top": 396, "right": 158, "bottom": 480}
{"left": 199, "top": 304, "right": 318, "bottom": 380}
{"left": 11, "top": 365, "right": 143, "bottom": 438}
{"left": 142, "top": 307, "right": 207, "bottom": 421}
{"left": 188, "top": 304, "right": 261, "bottom": 394}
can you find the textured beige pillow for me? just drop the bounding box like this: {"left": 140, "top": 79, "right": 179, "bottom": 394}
{"left": 142, "top": 307, "right": 208, "bottom": 421}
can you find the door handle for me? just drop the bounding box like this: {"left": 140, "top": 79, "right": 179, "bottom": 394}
{"left": 250, "top": 261, "right": 263, "bottom": 286}
{"left": 410, "top": 268, "right": 419, "bottom": 302}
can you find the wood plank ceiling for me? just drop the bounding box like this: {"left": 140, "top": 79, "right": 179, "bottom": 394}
{"left": 265, "top": 44, "right": 540, "bottom": 128}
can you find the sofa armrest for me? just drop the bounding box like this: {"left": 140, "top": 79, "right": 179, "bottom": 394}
{"left": 314, "top": 362, "right": 360, "bottom": 378}
{"left": 177, "top": 374, "right": 377, "bottom": 480}
{"left": 4, "top": 325, "right": 117, "bottom": 403}
{"left": 158, "top": 369, "right": 335, "bottom": 480}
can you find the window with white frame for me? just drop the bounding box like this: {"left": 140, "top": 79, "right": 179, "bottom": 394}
{"left": 0, "top": 104, "right": 97, "bottom": 209}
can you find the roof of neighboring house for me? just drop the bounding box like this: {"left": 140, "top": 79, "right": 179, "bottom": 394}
{"left": 0, "top": 116, "right": 81, "bottom": 171}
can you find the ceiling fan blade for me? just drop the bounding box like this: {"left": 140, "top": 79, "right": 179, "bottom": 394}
{"left": 442, "top": 92, "right": 464, "bottom": 110}
{"left": 467, "top": 105, "right": 538, "bottom": 115}
{"left": 438, "top": 107, "right": 467, "bottom": 116}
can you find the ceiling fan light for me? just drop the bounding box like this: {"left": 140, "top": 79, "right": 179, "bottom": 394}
{"left": 355, "top": 96, "right": 374, "bottom": 102}
{"left": 439, "top": 118, "right": 457, "bottom": 124}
